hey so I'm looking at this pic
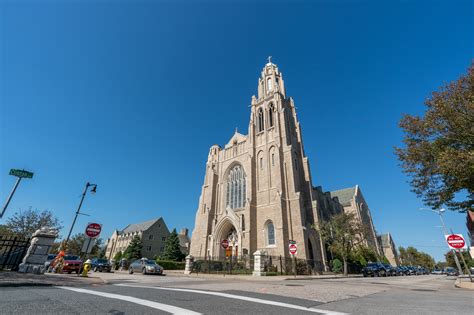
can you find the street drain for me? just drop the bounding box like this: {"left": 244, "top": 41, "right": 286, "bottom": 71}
{"left": 285, "top": 284, "right": 304, "bottom": 286}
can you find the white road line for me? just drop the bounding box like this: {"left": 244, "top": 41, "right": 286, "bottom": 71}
{"left": 58, "top": 286, "right": 201, "bottom": 315}
{"left": 114, "top": 283, "right": 349, "bottom": 315}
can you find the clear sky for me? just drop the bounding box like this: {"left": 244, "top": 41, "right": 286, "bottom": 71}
{"left": 1, "top": 0, "right": 472, "bottom": 262}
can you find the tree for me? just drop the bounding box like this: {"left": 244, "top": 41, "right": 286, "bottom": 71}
{"left": 66, "top": 233, "right": 103, "bottom": 257}
{"left": 317, "top": 212, "right": 367, "bottom": 276}
{"left": 398, "top": 246, "right": 435, "bottom": 269}
{"left": 113, "top": 251, "right": 123, "bottom": 262}
{"left": 162, "top": 229, "right": 185, "bottom": 261}
{"left": 4, "top": 208, "right": 63, "bottom": 238}
{"left": 123, "top": 235, "right": 143, "bottom": 260}
{"left": 395, "top": 62, "right": 474, "bottom": 213}
{"left": 445, "top": 250, "right": 473, "bottom": 269}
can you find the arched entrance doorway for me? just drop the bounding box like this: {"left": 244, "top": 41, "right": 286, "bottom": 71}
{"left": 215, "top": 218, "right": 239, "bottom": 259}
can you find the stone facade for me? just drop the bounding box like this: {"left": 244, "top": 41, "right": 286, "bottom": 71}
{"left": 105, "top": 218, "right": 170, "bottom": 260}
{"left": 190, "top": 61, "right": 346, "bottom": 270}
{"left": 330, "top": 186, "right": 381, "bottom": 255}
{"left": 467, "top": 211, "right": 474, "bottom": 258}
{"left": 378, "top": 233, "right": 400, "bottom": 266}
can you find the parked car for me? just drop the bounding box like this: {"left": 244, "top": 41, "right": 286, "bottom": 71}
{"left": 383, "top": 264, "right": 397, "bottom": 276}
{"left": 431, "top": 269, "right": 443, "bottom": 275}
{"left": 129, "top": 258, "right": 163, "bottom": 275}
{"left": 62, "top": 255, "right": 83, "bottom": 274}
{"left": 445, "top": 267, "right": 459, "bottom": 276}
{"left": 406, "top": 266, "right": 417, "bottom": 275}
{"left": 362, "top": 262, "right": 389, "bottom": 277}
{"left": 91, "top": 258, "right": 112, "bottom": 272}
{"left": 396, "top": 266, "right": 408, "bottom": 276}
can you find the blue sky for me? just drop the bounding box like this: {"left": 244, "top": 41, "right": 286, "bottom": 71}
{"left": 1, "top": 0, "right": 472, "bottom": 262}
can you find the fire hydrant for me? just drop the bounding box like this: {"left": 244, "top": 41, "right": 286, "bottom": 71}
{"left": 82, "top": 259, "right": 92, "bottom": 277}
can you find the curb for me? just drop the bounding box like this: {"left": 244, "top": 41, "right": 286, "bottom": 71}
{"left": 0, "top": 282, "right": 54, "bottom": 288}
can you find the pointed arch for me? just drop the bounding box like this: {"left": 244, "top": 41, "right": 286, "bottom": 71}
{"left": 268, "top": 103, "right": 275, "bottom": 128}
{"left": 226, "top": 164, "right": 246, "bottom": 209}
{"left": 257, "top": 107, "right": 264, "bottom": 132}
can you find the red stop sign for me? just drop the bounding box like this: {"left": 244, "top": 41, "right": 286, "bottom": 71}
{"left": 221, "top": 239, "right": 229, "bottom": 249}
{"left": 289, "top": 243, "right": 297, "bottom": 255}
{"left": 85, "top": 223, "right": 102, "bottom": 238}
{"left": 446, "top": 234, "right": 465, "bottom": 249}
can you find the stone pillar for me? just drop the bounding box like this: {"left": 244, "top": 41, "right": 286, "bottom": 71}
{"left": 252, "top": 250, "right": 266, "bottom": 276}
{"left": 18, "top": 227, "right": 58, "bottom": 274}
{"left": 184, "top": 255, "right": 194, "bottom": 275}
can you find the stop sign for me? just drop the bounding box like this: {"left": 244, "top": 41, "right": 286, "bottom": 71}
{"left": 85, "top": 223, "right": 102, "bottom": 238}
{"left": 446, "top": 234, "right": 465, "bottom": 249}
{"left": 221, "top": 239, "right": 229, "bottom": 249}
{"left": 289, "top": 243, "right": 297, "bottom": 255}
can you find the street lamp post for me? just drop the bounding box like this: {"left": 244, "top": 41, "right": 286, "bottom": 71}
{"left": 420, "top": 208, "right": 463, "bottom": 274}
{"left": 63, "top": 182, "right": 97, "bottom": 250}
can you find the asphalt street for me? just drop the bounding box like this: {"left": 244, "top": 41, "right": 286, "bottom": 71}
{"left": 0, "top": 275, "right": 471, "bottom": 314}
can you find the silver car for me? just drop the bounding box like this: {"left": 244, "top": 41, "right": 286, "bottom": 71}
{"left": 128, "top": 258, "right": 163, "bottom": 275}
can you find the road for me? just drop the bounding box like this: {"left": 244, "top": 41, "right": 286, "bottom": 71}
{"left": 1, "top": 274, "right": 471, "bottom": 314}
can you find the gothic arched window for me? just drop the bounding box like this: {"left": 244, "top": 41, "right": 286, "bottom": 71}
{"left": 266, "top": 221, "right": 275, "bottom": 246}
{"left": 257, "top": 108, "right": 264, "bottom": 132}
{"left": 226, "top": 165, "right": 246, "bottom": 209}
{"left": 268, "top": 103, "right": 275, "bottom": 127}
{"left": 267, "top": 77, "right": 273, "bottom": 91}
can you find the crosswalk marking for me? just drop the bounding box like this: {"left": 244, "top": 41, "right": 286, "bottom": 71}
{"left": 114, "top": 283, "right": 350, "bottom": 315}
{"left": 58, "top": 286, "right": 201, "bottom": 315}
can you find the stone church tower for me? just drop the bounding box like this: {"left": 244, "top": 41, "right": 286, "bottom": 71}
{"left": 190, "top": 60, "right": 338, "bottom": 269}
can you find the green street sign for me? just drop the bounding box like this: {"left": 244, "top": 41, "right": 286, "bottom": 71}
{"left": 9, "top": 169, "right": 34, "bottom": 179}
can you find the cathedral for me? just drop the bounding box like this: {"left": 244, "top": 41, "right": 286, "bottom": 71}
{"left": 189, "top": 60, "right": 379, "bottom": 271}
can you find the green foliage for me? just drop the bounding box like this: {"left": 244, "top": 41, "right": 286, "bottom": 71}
{"left": 398, "top": 246, "right": 435, "bottom": 269}
{"left": 317, "top": 212, "right": 367, "bottom": 276}
{"left": 113, "top": 251, "right": 123, "bottom": 262}
{"left": 155, "top": 260, "right": 185, "bottom": 270}
{"left": 66, "top": 233, "right": 103, "bottom": 257}
{"left": 4, "top": 208, "right": 63, "bottom": 238}
{"left": 124, "top": 235, "right": 143, "bottom": 260}
{"left": 395, "top": 62, "right": 474, "bottom": 213}
{"left": 331, "top": 259, "right": 343, "bottom": 273}
{"left": 382, "top": 256, "right": 390, "bottom": 264}
{"left": 351, "top": 246, "right": 379, "bottom": 267}
{"left": 445, "top": 250, "right": 474, "bottom": 268}
{"left": 162, "top": 229, "right": 185, "bottom": 261}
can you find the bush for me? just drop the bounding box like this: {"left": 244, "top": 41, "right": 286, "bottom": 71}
{"left": 331, "top": 259, "right": 343, "bottom": 273}
{"left": 156, "top": 260, "right": 185, "bottom": 270}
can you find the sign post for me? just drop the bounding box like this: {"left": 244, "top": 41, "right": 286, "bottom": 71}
{"left": 446, "top": 234, "right": 472, "bottom": 281}
{"left": 85, "top": 223, "right": 102, "bottom": 238}
{"left": 289, "top": 241, "right": 297, "bottom": 278}
{"left": 1, "top": 169, "right": 34, "bottom": 219}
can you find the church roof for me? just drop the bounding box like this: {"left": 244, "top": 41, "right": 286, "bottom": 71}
{"left": 121, "top": 218, "right": 163, "bottom": 234}
{"left": 330, "top": 186, "right": 357, "bottom": 206}
{"left": 224, "top": 131, "right": 247, "bottom": 148}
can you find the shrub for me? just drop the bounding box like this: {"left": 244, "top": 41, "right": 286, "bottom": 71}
{"left": 331, "top": 259, "right": 343, "bottom": 273}
{"left": 156, "top": 260, "right": 185, "bottom": 270}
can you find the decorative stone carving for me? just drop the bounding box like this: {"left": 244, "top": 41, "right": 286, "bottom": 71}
{"left": 18, "top": 227, "right": 58, "bottom": 274}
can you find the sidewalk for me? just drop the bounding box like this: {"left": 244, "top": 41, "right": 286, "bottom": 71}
{"left": 0, "top": 271, "right": 104, "bottom": 287}
{"left": 454, "top": 276, "right": 474, "bottom": 290}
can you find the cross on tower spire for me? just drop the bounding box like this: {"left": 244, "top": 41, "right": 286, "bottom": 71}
{"left": 267, "top": 56, "right": 272, "bottom": 64}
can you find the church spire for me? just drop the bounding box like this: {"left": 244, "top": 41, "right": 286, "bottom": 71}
{"left": 257, "top": 57, "right": 285, "bottom": 99}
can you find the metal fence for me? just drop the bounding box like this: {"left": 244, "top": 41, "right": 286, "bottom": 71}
{"left": 192, "top": 256, "right": 254, "bottom": 275}
{"left": 0, "top": 235, "right": 30, "bottom": 271}
{"left": 265, "top": 256, "right": 324, "bottom": 275}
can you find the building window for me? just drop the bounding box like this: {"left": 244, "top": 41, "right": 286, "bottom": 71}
{"left": 226, "top": 165, "right": 246, "bottom": 209}
{"left": 271, "top": 153, "right": 275, "bottom": 166}
{"left": 260, "top": 157, "right": 263, "bottom": 170}
{"left": 149, "top": 234, "right": 153, "bottom": 240}
{"left": 267, "top": 77, "right": 273, "bottom": 91}
{"left": 268, "top": 103, "right": 274, "bottom": 127}
{"left": 241, "top": 215, "right": 245, "bottom": 231}
{"left": 266, "top": 221, "right": 275, "bottom": 246}
{"left": 257, "top": 108, "right": 264, "bottom": 132}
{"left": 162, "top": 237, "right": 166, "bottom": 241}
{"left": 146, "top": 245, "right": 152, "bottom": 252}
